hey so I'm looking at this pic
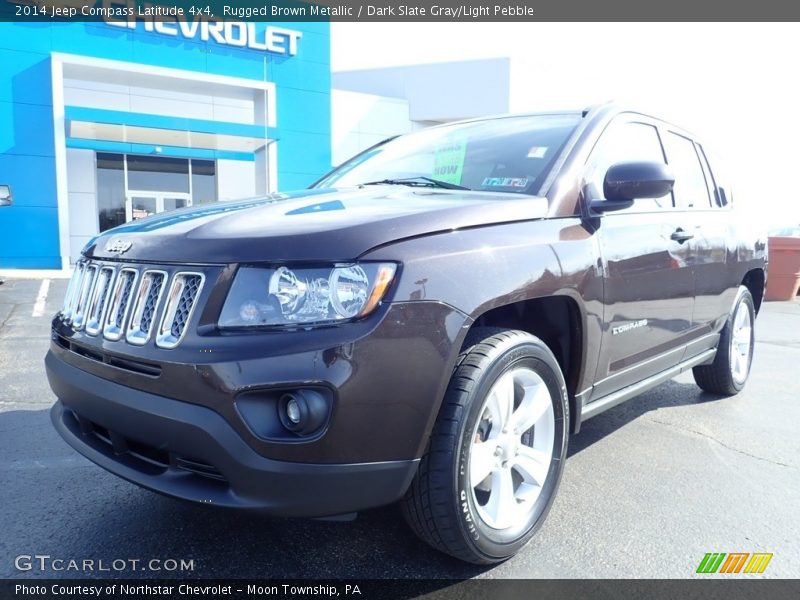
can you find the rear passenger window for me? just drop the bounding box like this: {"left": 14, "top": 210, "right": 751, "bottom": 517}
{"left": 663, "top": 133, "right": 712, "bottom": 209}
{"left": 698, "top": 145, "right": 730, "bottom": 207}
{"left": 586, "top": 121, "right": 672, "bottom": 211}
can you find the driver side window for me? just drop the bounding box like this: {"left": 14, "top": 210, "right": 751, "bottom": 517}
{"left": 586, "top": 121, "right": 673, "bottom": 212}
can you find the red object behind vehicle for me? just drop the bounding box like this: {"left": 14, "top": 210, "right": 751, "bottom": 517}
{"left": 765, "top": 236, "right": 800, "bottom": 300}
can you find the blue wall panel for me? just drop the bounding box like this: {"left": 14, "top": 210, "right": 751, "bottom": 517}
{"left": 0, "top": 23, "right": 53, "bottom": 54}
{"left": 0, "top": 21, "right": 331, "bottom": 269}
{"left": 0, "top": 101, "right": 55, "bottom": 158}
{"left": 0, "top": 49, "right": 52, "bottom": 104}
{"left": 0, "top": 154, "right": 57, "bottom": 207}
{"left": 0, "top": 207, "right": 61, "bottom": 269}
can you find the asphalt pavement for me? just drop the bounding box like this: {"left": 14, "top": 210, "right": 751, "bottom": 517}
{"left": 1, "top": 278, "right": 798, "bottom": 579}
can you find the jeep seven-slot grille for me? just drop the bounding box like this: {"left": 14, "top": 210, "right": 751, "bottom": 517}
{"left": 61, "top": 262, "right": 204, "bottom": 349}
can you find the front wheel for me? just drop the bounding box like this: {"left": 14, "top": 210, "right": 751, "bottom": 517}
{"left": 401, "top": 328, "right": 569, "bottom": 564}
{"left": 692, "top": 286, "right": 756, "bottom": 395}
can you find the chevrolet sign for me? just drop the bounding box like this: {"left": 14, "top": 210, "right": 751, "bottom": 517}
{"left": 103, "top": 1, "right": 302, "bottom": 56}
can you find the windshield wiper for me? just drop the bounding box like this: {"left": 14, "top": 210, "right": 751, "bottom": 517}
{"left": 361, "top": 176, "right": 471, "bottom": 191}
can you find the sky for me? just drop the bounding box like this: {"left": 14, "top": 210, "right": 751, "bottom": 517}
{"left": 331, "top": 23, "right": 800, "bottom": 232}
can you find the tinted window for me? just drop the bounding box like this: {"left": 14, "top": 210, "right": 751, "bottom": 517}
{"left": 695, "top": 143, "right": 718, "bottom": 208}
{"left": 663, "top": 133, "right": 711, "bottom": 209}
{"left": 698, "top": 145, "right": 730, "bottom": 207}
{"left": 586, "top": 121, "right": 672, "bottom": 211}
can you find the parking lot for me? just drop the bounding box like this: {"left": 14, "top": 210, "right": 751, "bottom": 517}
{"left": 1, "top": 277, "right": 798, "bottom": 579}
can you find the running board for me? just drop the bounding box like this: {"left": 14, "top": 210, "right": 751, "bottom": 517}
{"left": 580, "top": 349, "right": 717, "bottom": 421}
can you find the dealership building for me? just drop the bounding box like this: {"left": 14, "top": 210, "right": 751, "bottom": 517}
{"left": 0, "top": 20, "right": 331, "bottom": 269}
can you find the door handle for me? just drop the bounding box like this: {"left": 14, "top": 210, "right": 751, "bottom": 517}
{"left": 670, "top": 228, "right": 694, "bottom": 243}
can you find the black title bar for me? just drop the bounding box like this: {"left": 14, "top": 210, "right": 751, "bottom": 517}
{"left": 4, "top": 0, "right": 800, "bottom": 22}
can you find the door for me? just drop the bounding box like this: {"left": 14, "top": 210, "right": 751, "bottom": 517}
{"left": 126, "top": 193, "right": 192, "bottom": 222}
{"left": 667, "top": 139, "right": 735, "bottom": 354}
{"left": 584, "top": 117, "right": 697, "bottom": 400}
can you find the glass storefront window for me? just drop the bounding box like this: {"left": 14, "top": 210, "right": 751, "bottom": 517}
{"left": 95, "top": 153, "right": 218, "bottom": 232}
{"left": 97, "top": 153, "right": 126, "bottom": 232}
{"left": 191, "top": 160, "right": 217, "bottom": 205}
{"left": 162, "top": 197, "right": 190, "bottom": 211}
{"left": 127, "top": 155, "right": 190, "bottom": 193}
{"left": 130, "top": 196, "right": 157, "bottom": 220}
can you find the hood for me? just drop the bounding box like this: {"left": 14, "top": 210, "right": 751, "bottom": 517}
{"left": 86, "top": 187, "right": 550, "bottom": 263}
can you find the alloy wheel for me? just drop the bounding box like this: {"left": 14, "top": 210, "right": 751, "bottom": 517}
{"left": 730, "top": 302, "right": 753, "bottom": 384}
{"left": 468, "top": 367, "right": 555, "bottom": 530}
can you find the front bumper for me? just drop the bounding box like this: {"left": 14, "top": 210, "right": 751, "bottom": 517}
{"left": 47, "top": 352, "right": 418, "bottom": 516}
{"left": 50, "top": 299, "right": 467, "bottom": 465}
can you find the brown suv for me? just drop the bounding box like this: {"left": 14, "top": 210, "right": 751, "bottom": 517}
{"left": 46, "top": 105, "right": 766, "bottom": 564}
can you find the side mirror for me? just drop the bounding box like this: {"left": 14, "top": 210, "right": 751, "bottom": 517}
{"left": 590, "top": 161, "right": 674, "bottom": 213}
{"left": 0, "top": 185, "right": 12, "bottom": 207}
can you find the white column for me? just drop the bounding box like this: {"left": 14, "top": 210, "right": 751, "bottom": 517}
{"left": 50, "top": 55, "right": 72, "bottom": 269}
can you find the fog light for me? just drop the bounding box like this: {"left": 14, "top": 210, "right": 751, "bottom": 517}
{"left": 285, "top": 398, "right": 301, "bottom": 424}
{"left": 278, "top": 390, "right": 329, "bottom": 436}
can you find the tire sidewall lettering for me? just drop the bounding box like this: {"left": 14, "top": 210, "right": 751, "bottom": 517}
{"left": 458, "top": 488, "right": 481, "bottom": 541}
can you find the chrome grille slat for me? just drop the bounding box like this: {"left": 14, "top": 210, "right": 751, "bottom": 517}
{"left": 156, "top": 273, "right": 204, "bottom": 349}
{"left": 103, "top": 268, "right": 139, "bottom": 341}
{"left": 68, "top": 263, "right": 89, "bottom": 321}
{"left": 85, "top": 267, "right": 115, "bottom": 336}
{"left": 126, "top": 270, "right": 167, "bottom": 346}
{"left": 71, "top": 265, "right": 99, "bottom": 331}
{"left": 62, "top": 262, "right": 86, "bottom": 320}
{"left": 140, "top": 275, "right": 164, "bottom": 333}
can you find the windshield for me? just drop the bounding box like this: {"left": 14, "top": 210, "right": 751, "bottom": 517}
{"left": 314, "top": 114, "right": 582, "bottom": 195}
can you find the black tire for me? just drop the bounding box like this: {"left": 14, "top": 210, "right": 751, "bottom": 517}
{"left": 692, "top": 286, "right": 755, "bottom": 395}
{"left": 401, "top": 328, "right": 569, "bottom": 564}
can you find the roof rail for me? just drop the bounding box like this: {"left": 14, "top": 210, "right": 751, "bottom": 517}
{"left": 582, "top": 100, "right": 615, "bottom": 117}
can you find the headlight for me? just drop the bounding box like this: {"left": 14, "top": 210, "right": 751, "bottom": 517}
{"left": 218, "top": 263, "right": 397, "bottom": 328}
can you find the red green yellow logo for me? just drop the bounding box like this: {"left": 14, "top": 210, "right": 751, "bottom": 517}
{"left": 696, "top": 552, "right": 773, "bottom": 574}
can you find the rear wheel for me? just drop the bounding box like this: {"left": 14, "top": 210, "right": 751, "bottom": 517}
{"left": 401, "top": 328, "right": 569, "bottom": 564}
{"left": 692, "top": 286, "right": 755, "bottom": 395}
